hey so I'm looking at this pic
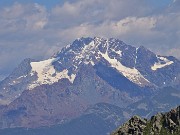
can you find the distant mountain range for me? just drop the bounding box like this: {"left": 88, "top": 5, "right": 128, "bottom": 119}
{"left": 0, "top": 37, "right": 180, "bottom": 135}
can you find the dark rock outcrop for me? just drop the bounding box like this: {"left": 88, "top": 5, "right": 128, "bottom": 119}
{"left": 112, "top": 115, "right": 147, "bottom": 135}
{"left": 112, "top": 106, "right": 180, "bottom": 135}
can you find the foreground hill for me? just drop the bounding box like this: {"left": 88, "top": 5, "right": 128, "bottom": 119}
{"left": 112, "top": 106, "right": 180, "bottom": 135}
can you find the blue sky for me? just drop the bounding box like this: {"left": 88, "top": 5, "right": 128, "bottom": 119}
{"left": 0, "top": 0, "right": 71, "bottom": 8}
{"left": 147, "top": 0, "right": 172, "bottom": 7}
{"left": 0, "top": 0, "right": 174, "bottom": 16}
{"left": 0, "top": 0, "right": 180, "bottom": 80}
{"left": 0, "top": 0, "right": 172, "bottom": 8}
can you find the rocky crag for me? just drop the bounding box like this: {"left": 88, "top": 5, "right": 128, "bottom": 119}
{"left": 112, "top": 106, "right": 180, "bottom": 135}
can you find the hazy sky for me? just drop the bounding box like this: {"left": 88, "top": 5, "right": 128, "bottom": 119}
{"left": 0, "top": 0, "right": 180, "bottom": 80}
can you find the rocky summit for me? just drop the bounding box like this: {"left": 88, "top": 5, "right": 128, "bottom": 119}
{"left": 0, "top": 37, "right": 180, "bottom": 106}
{"left": 111, "top": 106, "right": 180, "bottom": 135}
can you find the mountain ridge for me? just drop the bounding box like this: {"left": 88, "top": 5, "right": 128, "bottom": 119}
{"left": 0, "top": 37, "right": 179, "bottom": 134}
{"left": 1, "top": 37, "right": 179, "bottom": 105}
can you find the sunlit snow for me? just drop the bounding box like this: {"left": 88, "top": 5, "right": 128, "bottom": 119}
{"left": 29, "top": 58, "right": 76, "bottom": 89}
{"left": 99, "top": 42, "right": 150, "bottom": 86}
{"left": 151, "top": 56, "right": 174, "bottom": 70}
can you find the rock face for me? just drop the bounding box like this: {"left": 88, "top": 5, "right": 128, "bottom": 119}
{"left": 112, "top": 106, "right": 180, "bottom": 135}
{"left": 112, "top": 115, "right": 147, "bottom": 135}
{"left": 0, "top": 65, "right": 136, "bottom": 128}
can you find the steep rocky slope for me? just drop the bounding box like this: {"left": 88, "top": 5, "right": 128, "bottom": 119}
{"left": 112, "top": 106, "right": 180, "bottom": 135}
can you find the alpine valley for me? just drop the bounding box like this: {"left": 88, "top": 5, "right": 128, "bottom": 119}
{"left": 0, "top": 37, "right": 180, "bottom": 135}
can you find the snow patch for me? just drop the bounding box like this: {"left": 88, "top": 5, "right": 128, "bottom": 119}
{"left": 134, "top": 47, "right": 139, "bottom": 66}
{"left": 151, "top": 56, "right": 174, "bottom": 71}
{"left": 17, "top": 75, "right": 28, "bottom": 79}
{"left": 99, "top": 42, "right": 150, "bottom": 86}
{"left": 74, "top": 41, "right": 97, "bottom": 66}
{"left": 110, "top": 48, "right": 122, "bottom": 56}
{"left": 28, "top": 58, "right": 76, "bottom": 89}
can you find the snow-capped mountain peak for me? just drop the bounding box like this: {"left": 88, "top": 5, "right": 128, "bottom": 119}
{"left": 53, "top": 37, "right": 151, "bottom": 87}
{"left": 0, "top": 37, "right": 180, "bottom": 105}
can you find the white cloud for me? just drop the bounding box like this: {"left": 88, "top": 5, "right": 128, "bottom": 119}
{"left": 0, "top": 2, "right": 48, "bottom": 32}
{"left": 1, "top": 2, "right": 25, "bottom": 18}
{"left": 57, "top": 16, "right": 157, "bottom": 40}
{"left": 50, "top": 0, "right": 152, "bottom": 28}
{"left": 24, "top": 3, "right": 48, "bottom": 30}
